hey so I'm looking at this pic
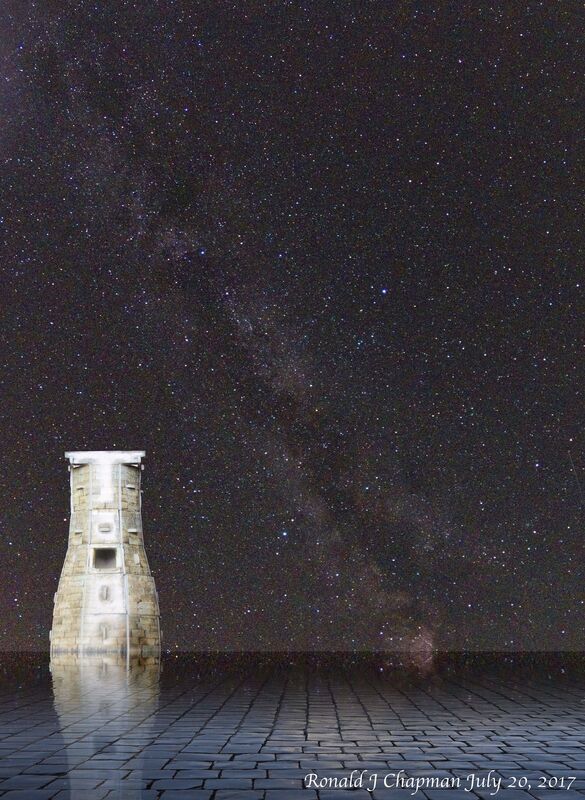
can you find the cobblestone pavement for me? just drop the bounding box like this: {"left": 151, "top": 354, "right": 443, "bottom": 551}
{"left": 0, "top": 654, "right": 584, "bottom": 799}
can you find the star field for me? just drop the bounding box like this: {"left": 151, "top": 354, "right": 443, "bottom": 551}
{"left": 0, "top": 1, "right": 583, "bottom": 652}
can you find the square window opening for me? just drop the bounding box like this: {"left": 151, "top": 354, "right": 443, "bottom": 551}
{"left": 94, "top": 548, "right": 117, "bottom": 570}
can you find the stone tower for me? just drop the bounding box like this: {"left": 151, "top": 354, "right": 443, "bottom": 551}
{"left": 50, "top": 451, "right": 161, "bottom": 657}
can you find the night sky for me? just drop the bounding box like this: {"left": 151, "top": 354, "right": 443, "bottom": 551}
{"left": 1, "top": 2, "right": 583, "bottom": 653}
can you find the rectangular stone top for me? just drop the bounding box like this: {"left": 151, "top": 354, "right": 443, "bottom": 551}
{"left": 65, "top": 451, "right": 146, "bottom": 465}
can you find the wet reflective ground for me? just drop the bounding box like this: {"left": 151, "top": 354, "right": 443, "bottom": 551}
{"left": 0, "top": 653, "right": 584, "bottom": 799}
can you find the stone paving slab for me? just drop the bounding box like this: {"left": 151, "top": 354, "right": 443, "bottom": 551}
{"left": 1, "top": 655, "right": 585, "bottom": 798}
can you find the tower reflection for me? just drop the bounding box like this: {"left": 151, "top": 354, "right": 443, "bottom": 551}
{"left": 50, "top": 654, "right": 160, "bottom": 799}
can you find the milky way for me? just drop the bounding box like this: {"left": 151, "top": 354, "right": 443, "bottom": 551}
{"left": 0, "top": 2, "right": 583, "bottom": 652}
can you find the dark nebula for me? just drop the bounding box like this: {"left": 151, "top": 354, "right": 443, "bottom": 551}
{"left": 0, "top": 2, "right": 583, "bottom": 652}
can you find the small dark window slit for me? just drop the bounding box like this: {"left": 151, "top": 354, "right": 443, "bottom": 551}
{"left": 98, "top": 522, "right": 113, "bottom": 533}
